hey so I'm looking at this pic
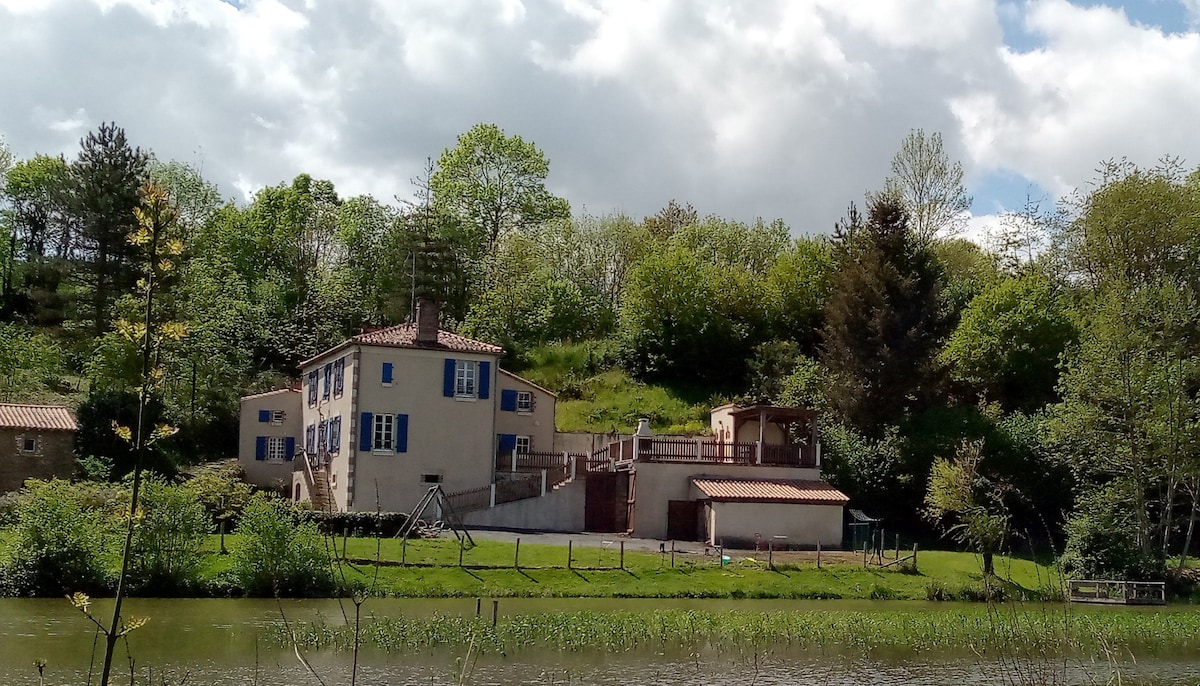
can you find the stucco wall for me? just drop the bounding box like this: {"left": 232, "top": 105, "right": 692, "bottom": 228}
{"left": 349, "top": 346, "right": 497, "bottom": 513}
{"left": 462, "top": 479, "right": 585, "bottom": 532}
{"left": 494, "top": 372, "right": 555, "bottom": 454}
{"left": 0, "top": 428, "right": 75, "bottom": 493}
{"left": 699, "top": 499, "right": 843, "bottom": 548}
{"left": 631, "top": 461, "right": 821, "bottom": 540}
{"left": 299, "top": 349, "right": 357, "bottom": 510}
{"left": 239, "top": 389, "right": 303, "bottom": 491}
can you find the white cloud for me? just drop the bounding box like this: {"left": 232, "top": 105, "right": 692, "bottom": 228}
{"left": 0, "top": 0, "right": 1196, "bottom": 234}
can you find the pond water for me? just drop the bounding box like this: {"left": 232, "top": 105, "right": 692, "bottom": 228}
{"left": 2, "top": 597, "right": 1197, "bottom": 685}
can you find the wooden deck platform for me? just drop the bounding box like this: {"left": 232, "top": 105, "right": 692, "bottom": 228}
{"left": 1067, "top": 579, "right": 1166, "bottom": 605}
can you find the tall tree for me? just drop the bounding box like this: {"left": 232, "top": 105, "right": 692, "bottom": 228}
{"left": 880, "top": 129, "right": 971, "bottom": 244}
{"left": 68, "top": 123, "right": 149, "bottom": 335}
{"left": 431, "top": 123, "right": 569, "bottom": 254}
{"left": 821, "top": 195, "right": 950, "bottom": 436}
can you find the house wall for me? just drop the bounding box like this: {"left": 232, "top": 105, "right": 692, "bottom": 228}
{"left": 348, "top": 346, "right": 498, "bottom": 513}
{"left": 0, "top": 428, "right": 75, "bottom": 493}
{"left": 298, "top": 349, "right": 357, "bottom": 510}
{"left": 239, "top": 389, "right": 303, "bottom": 491}
{"left": 494, "top": 374, "right": 555, "bottom": 454}
{"left": 700, "top": 499, "right": 844, "bottom": 548}
{"left": 631, "top": 461, "right": 821, "bottom": 540}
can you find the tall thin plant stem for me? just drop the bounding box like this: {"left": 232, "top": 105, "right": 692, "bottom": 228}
{"left": 99, "top": 193, "right": 164, "bottom": 686}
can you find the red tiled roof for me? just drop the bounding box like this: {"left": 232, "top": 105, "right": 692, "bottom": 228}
{"left": 349, "top": 324, "right": 504, "bottom": 355}
{"left": 0, "top": 404, "right": 78, "bottom": 431}
{"left": 691, "top": 477, "right": 849, "bottom": 505}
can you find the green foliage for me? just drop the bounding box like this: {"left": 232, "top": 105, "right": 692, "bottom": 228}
{"left": 231, "top": 496, "right": 334, "bottom": 597}
{"left": 76, "top": 389, "right": 174, "bottom": 478}
{"left": 942, "top": 273, "right": 1077, "bottom": 412}
{"left": 880, "top": 128, "right": 972, "bottom": 243}
{"left": 619, "top": 245, "right": 765, "bottom": 386}
{"left": 0, "top": 322, "right": 67, "bottom": 402}
{"left": 127, "top": 479, "right": 210, "bottom": 594}
{"left": 432, "top": 123, "right": 570, "bottom": 252}
{"left": 1, "top": 480, "right": 112, "bottom": 596}
{"left": 182, "top": 462, "right": 253, "bottom": 526}
{"left": 924, "top": 440, "right": 1009, "bottom": 575}
{"left": 1060, "top": 486, "right": 1166, "bottom": 581}
{"left": 821, "top": 196, "right": 950, "bottom": 437}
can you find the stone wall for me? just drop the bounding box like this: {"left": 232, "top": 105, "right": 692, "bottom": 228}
{"left": 0, "top": 428, "right": 76, "bottom": 494}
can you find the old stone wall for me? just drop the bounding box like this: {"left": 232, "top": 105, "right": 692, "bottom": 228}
{"left": 0, "top": 429, "right": 76, "bottom": 493}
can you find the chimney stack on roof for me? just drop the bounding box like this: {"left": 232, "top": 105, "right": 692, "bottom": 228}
{"left": 416, "top": 298, "right": 440, "bottom": 344}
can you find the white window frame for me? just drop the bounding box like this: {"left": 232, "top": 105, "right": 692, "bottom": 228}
{"left": 266, "top": 436, "right": 287, "bottom": 462}
{"left": 455, "top": 360, "right": 477, "bottom": 398}
{"left": 515, "top": 435, "right": 531, "bottom": 454}
{"left": 373, "top": 413, "right": 395, "bottom": 452}
{"left": 516, "top": 391, "right": 533, "bottom": 414}
{"left": 21, "top": 435, "right": 37, "bottom": 453}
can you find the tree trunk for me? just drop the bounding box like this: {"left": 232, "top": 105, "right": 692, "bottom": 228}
{"left": 982, "top": 551, "right": 994, "bottom": 576}
{"left": 1179, "top": 486, "right": 1198, "bottom": 571}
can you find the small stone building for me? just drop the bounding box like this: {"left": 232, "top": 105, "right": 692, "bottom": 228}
{"left": 0, "top": 404, "right": 78, "bottom": 493}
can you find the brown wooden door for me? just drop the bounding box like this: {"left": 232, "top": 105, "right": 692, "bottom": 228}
{"left": 667, "top": 500, "right": 700, "bottom": 541}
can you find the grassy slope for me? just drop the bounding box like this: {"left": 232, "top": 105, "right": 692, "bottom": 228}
{"left": 515, "top": 342, "right": 716, "bottom": 435}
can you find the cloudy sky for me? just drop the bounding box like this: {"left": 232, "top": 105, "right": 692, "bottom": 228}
{"left": 1, "top": 0, "right": 1197, "bottom": 236}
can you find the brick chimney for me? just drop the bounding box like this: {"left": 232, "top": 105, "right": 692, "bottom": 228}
{"left": 415, "top": 298, "right": 440, "bottom": 345}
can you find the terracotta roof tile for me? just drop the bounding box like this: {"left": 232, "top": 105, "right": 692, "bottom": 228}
{"left": 0, "top": 404, "right": 78, "bottom": 431}
{"left": 691, "top": 477, "right": 849, "bottom": 505}
{"left": 349, "top": 324, "right": 504, "bottom": 355}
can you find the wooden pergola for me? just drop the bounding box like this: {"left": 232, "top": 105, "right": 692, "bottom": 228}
{"left": 727, "top": 405, "right": 818, "bottom": 448}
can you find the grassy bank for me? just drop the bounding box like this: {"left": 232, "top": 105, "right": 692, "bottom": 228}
{"left": 516, "top": 342, "right": 714, "bottom": 434}
{"left": 200, "top": 535, "right": 1059, "bottom": 600}
{"left": 278, "top": 606, "right": 1200, "bottom": 657}
{"left": 3, "top": 530, "right": 1060, "bottom": 600}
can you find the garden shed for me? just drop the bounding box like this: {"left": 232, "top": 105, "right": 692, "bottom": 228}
{"left": 689, "top": 476, "right": 848, "bottom": 548}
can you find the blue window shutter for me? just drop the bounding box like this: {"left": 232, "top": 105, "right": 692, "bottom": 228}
{"left": 382, "top": 362, "right": 393, "bottom": 384}
{"left": 255, "top": 436, "right": 267, "bottom": 461}
{"left": 359, "top": 412, "right": 373, "bottom": 451}
{"left": 331, "top": 416, "right": 341, "bottom": 452}
{"left": 498, "top": 433, "right": 516, "bottom": 452}
{"left": 323, "top": 364, "right": 332, "bottom": 398}
{"left": 284, "top": 437, "right": 295, "bottom": 461}
{"left": 443, "top": 359, "right": 456, "bottom": 397}
{"left": 501, "top": 389, "right": 517, "bottom": 412}
{"left": 479, "top": 361, "right": 490, "bottom": 399}
{"left": 396, "top": 414, "right": 409, "bottom": 453}
{"left": 258, "top": 409, "right": 270, "bottom": 423}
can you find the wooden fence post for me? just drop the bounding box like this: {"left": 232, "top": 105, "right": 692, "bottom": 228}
{"left": 620, "top": 541, "right": 625, "bottom": 570}
{"left": 459, "top": 540, "right": 465, "bottom": 567}
{"left": 768, "top": 540, "right": 774, "bottom": 569}
{"left": 568, "top": 540, "right": 573, "bottom": 569}
{"left": 816, "top": 540, "right": 821, "bottom": 569}
{"left": 515, "top": 538, "right": 520, "bottom": 569}
{"left": 912, "top": 543, "right": 918, "bottom": 572}
{"left": 492, "top": 600, "right": 498, "bottom": 627}
{"left": 671, "top": 540, "right": 676, "bottom": 568}
{"left": 476, "top": 598, "right": 481, "bottom": 617}
{"left": 895, "top": 533, "right": 900, "bottom": 561}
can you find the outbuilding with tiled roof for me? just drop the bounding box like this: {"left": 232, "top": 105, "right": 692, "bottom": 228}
{"left": 0, "top": 403, "right": 78, "bottom": 493}
{"left": 685, "top": 474, "right": 848, "bottom": 548}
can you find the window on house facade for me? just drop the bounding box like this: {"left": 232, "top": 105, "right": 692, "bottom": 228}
{"left": 516, "top": 391, "right": 533, "bottom": 413}
{"left": 317, "top": 419, "right": 328, "bottom": 453}
{"left": 307, "top": 371, "right": 318, "bottom": 406}
{"left": 373, "top": 413, "right": 394, "bottom": 451}
{"left": 421, "top": 474, "right": 443, "bottom": 484}
{"left": 306, "top": 424, "right": 316, "bottom": 453}
{"left": 322, "top": 363, "right": 332, "bottom": 400}
{"left": 266, "top": 436, "right": 287, "bottom": 462}
{"left": 333, "top": 358, "right": 345, "bottom": 397}
{"left": 455, "top": 360, "right": 477, "bottom": 397}
{"left": 515, "top": 435, "right": 531, "bottom": 454}
{"left": 21, "top": 436, "right": 36, "bottom": 453}
{"left": 328, "top": 415, "right": 341, "bottom": 453}
{"left": 271, "top": 410, "right": 286, "bottom": 425}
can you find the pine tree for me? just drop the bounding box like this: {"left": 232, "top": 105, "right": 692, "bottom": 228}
{"left": 820, "top": 194, "right": 950, "bottom": 436}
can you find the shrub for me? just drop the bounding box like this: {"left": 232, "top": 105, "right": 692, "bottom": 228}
{"left": 127, "top": 479, "right": 210, "bottom": 594}
{"left": 232, "top": 496, "right": 334, "bottom": 597}
{"left": 2, "top": 480, "right": 112, "bottom": 596}
{"left": 296, "top": 510, "right": 410, "bottom": 538}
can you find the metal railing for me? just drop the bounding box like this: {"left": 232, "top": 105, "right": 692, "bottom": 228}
{"left": 631, "top": 438, "right": 816, "bottom": 467}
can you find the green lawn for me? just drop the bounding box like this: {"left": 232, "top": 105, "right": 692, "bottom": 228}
{"left": 314, "top": 536, "right": 1060, "bottom": 600}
